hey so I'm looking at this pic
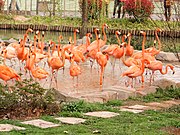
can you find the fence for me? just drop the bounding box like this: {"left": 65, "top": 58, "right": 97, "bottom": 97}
{"left": 2, "top": 0, "right": 180, "bottom": 19}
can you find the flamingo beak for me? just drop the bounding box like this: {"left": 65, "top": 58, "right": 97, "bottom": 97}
{"left": 172, "top": 70, "right": 175, "bottom": 74}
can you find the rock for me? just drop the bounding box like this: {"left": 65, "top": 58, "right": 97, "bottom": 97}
{"left": 156, "top": 51, "right": 180, "bottom": 62}
{"left": 8, "top": 38, "right": 18, "bottom": 43}
{"left": 175, "top": 82, "right": 180, "bottom": 88}
{"left": 76, "top": 36, "right": 87, "bottom": 46}
{"left": 152, "top": 78, "right": 176, "bottom": 89}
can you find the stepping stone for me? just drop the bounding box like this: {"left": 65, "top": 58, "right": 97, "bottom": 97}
{"left": 120, "top": 108, "right": 144, "bottom": 113}
{"left": 55, "top": 117, "right": 86, "bottom": 124}
{"left": 21, "top": 119, "right": 59, "bottom": 129}
{"left": 127, "top": 105, "right": 149, "bottom": 110}
{"left": 0, "top": 124, "right": 25, "bottom": 132}
{"left": 84, "top": 111, "right": 119, "bottom": 118}
{"left": 145, "top": 102, "right": 169, "bottom": 108}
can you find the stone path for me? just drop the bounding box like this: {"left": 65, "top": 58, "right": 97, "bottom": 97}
{"left": 0, "top": 100, "right": 179, "bottom": 132}
{"left": 120, "top": 100, "right": 180, "bottom": 113}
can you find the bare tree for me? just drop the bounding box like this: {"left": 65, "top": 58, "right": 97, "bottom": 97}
{"left": 80, "top": 0, "right": 88, "bottom": 38}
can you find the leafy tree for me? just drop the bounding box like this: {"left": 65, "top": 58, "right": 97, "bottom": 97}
{"left": 124, "top": 0, "right": 154, "bottom": 21}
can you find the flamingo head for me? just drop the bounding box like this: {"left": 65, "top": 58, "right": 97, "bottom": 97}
{"left": 103, "top": 23, "right": 108, "bottom": 28}
{"left": 140, "top": 31, "right": 146, "bottom": 36}
{"left": 120, "top": 42, "right": 127, "bottom": 47}
{"left": 59, "top": 35, "right": 63, "bottom": 40}
{"left": 27, "top": 28, "right": 33, "bottom": 33}
{"left": 127, "top": 33, "right": 132, "bottom": 37}
{"left": 86, "top": 33, "right": 92, "bottom": 39}
{"left": 36, "top": 30, "right": 40, "bottom": 35}
{"left": 115, "top": 31, "right": 121, "bottom": 35}
{"left": 156, "top": 28, "right": 162, "bottom": 32}
{"left": 74, "top": 29, "right": 79, "bottom": 33}
{"left": 169, "top": 65, "right": 175, "bottom": 74}
{"left": 42, "top": 31, "right": 45, "bottom": 37}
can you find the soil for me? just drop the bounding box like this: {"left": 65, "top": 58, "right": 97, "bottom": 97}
{"left": 161, "top": 127, "right": 180, "bottom": 135}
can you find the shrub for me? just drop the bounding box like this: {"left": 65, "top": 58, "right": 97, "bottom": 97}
{"left": 0, "top": 79, "right": 60, "bottom": 120}
{"left": 124, "top": 0, "right": 154, "bottom": 21}
{"left": 0, "top": 0, "right": 4, "bottom": 11}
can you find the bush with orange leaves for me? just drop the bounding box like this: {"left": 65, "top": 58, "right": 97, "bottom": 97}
{"left": 0, "top": 0, "right": 4, "bottom": 11}
{"left": 124, "top": 0, "right": 154, "bottom": 20}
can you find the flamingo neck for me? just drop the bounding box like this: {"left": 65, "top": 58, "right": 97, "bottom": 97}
{"left": 155, "top": 30, "right": 161, "bottom": 52}
{"left": 160, "top": 64, "right": 171, "bottom": 75}
{"left": 116, "top": 33, "right": 120, "bottom": 45}
{"left": 52, "top": 42, "right": 56, "bottom": 54}
{"left": 127, "top": 35, "right": 131, "bottom": 48}
{"left": 34, "top": 37, "right": 37, "bottom": 52}
{"left": 41, "top": 36, "right": 44, "bottom": 53}
{"left": 86, "top": 35, "right": 90, "bottom": 50}
{"left": 121, "top": 35, "right": 126, "bottom": 43}
{"left": 102, "top": 25, "right": 107, "bottom": 43}
{"left": 72, "top": 32, "right": 76, "bottom": 52}
{"left": 23, "top": 34, "right": 27, "bottom": 46}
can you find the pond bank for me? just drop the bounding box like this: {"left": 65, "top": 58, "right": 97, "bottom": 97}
{"left": 0, "top": 24, "right": 180, "bottom": 38}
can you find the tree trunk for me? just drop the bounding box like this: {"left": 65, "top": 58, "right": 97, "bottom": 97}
{"left": 80, "top": 0, "right": 88, "bottom": 38}
{"left": 52, "top": 0, "right": 56, "bottom": 16}
{"left": 10, "top": 0, "right": 16, "bottom": 11}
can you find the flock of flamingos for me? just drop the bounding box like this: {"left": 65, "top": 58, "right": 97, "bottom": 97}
{"left": 0, "top": 23, "right": 175, "bottom": 89}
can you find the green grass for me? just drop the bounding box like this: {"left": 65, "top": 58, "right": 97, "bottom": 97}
{"left": 128, "top": 86, "right": 180, "bottom": 102}
{"left": 0, "top": 105, "right": 179, "bottom": 135}
{"left": 0, "top": 14, "right": 180, "bottom": 31}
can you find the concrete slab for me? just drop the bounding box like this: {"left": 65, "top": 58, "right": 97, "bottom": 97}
{"left": 84, "top": 111, "right": 119, "bottom": 118}
{"left": 120, "top": 108, "right": 144, "bottom": 113}
{"left": 0, "top": 124, "right": 25, "bottom": 132}
{"left": 127, "top": 105, "right": 149, "bottom": 110}
{"left": 21, "top": 119, "right": 59, "bottom": 129}
{"left": 55, "top": 117, "right": 86, "bottom": 124}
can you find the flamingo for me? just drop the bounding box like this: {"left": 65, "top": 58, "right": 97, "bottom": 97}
{"left": 87, "top": 23, "right": 108, "bottom": 52}
{"left": 0, "top": 64, "right": 21, "bottom": 85}
{"left": 121, "top": 31, "right": 148, "bottom": 88}
{"left": 102, "top": 31, "right": 121, "bottom": 55}
{"left": 75, "top": 33, "right": 92, "bottom": 54}
{"left": 16, "top": 39, "right": 29, "bottom": 64}
{"left": 69, "top": 29, "right": 86, "bottom": 64}
{"left": 29, "top": 52, "right": 49, "bottom": 80}
{"left": 47, "top": 40, "right": 66, "bottom": 86}
{"left": 125, "top": 33, "right": 134, "bottom": 56}
{"left": 145, "top": 28, "right": 162, "bottom": 56}
{"left": 95, "top": 29, "right": 109, "bottom": 86}
{"left": 146, "top": 61, "right": 175, "bottom": 84}
{"left": 69, "top": 54, "right": 82, "bottom": 89}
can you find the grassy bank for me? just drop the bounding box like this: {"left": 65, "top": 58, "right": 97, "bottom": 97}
{"left": 0, "top": 14, "right": 180, "bottom": 31}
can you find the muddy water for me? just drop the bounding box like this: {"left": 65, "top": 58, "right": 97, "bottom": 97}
{"left": 2, "top": 55, "right": 179, "bottom": 96}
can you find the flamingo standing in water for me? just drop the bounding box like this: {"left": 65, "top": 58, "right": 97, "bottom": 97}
{"left": 29, "top": 52, "right": 49, "bottom": 81}
{"left": 69, "top": 29, "right": 86, "bottom": 64}
{"left": 75, "top": 33, "right": 92, "bottom": 54}
{"left": 87, "top": 23, "right": 108, "bottom": 52}
{"left": 146, "top": 61, "right": 175, "bottom": 84}
{"left": 69, "top": 54, "right": 81, "bottom": 89}
{"left": 121, "top": 31, "right": 148, "bottom": 88}
{"left": 95, "top": 28, "right": 109, "bottom": 86}
{"left": 145, "top": 28, "right": 162, "bottom": 55}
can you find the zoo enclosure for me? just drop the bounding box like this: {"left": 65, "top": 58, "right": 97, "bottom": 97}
{"left": 2, "top": 0, "right": 180, "bottom": 18}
